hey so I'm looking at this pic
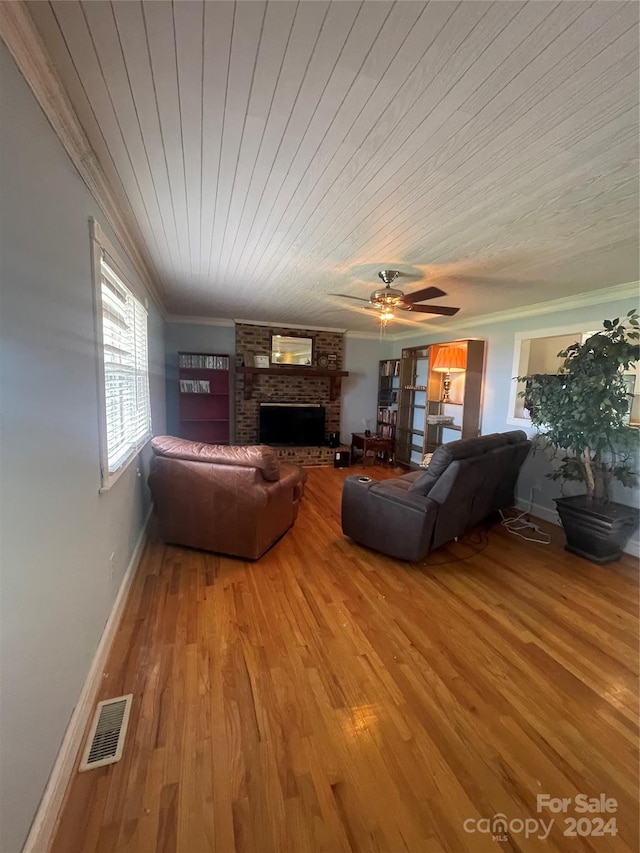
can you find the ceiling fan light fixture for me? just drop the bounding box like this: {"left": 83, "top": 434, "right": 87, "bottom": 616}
{"left": 370, "top": 286, "right": 404, "bottom": 306}
{"left": 371, "top": 269, "right": 404, "bottom": 307}
{"left": 335, "top": 270, "right": 459, "bottom": 326}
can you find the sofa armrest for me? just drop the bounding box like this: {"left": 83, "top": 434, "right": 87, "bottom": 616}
{"left": 261, "top": 465, "right": 304, "bottom": 501}
{"left": 369, "top": 483, "right": 437, "bottom": 513}
{"left": 341, "top": 477, "right": 438, "bottom": 561}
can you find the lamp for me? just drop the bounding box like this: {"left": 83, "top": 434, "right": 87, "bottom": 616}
{"left": 431, "top": 346, "right": 466, "bottom": 401}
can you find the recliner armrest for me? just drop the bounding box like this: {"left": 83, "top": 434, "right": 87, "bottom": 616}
{"left": 341, "top": 477, "right": 439, "bottom": 561}
{"left": 369, "top": 483, "right": 437, "bottom": 514}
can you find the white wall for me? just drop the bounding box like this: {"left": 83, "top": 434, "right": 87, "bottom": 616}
{"left": 388, "top": 298, "right": 640, "bottom": 550}
{"left": 0, "top": 43, "right": 166, "bottom": 852}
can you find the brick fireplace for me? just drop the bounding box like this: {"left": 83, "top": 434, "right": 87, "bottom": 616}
{"left": 235, "top": 323, "right": 346, "bottom": 464}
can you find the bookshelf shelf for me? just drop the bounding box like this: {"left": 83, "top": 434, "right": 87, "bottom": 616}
{"left": 376, "top": 359, "right": 400, "bottom": 441}
{"left": 394, "top": 340, "right": 485, "bottom": 468}
{"left": 178, "top": 352, "right": 230, "bottom": 444}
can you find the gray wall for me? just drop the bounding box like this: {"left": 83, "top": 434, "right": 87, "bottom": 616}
{"left": 341, "top": 335, "right": 384, "bottom": 441}
{"left": 388, "top": 298, "right": 640, "bottom": 549}
{"left": 0, "top": 43, "right": 166, "bottom": 852}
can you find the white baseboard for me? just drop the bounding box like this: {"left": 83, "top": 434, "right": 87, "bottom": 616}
{"left": 515, "top": 497, "right": 640, "bottom": 560}
{"left": 23, "top": 505, "right": 153, "bottom": 853}
{"left": 515, "top": 496, "right": 561, "bottom": 527}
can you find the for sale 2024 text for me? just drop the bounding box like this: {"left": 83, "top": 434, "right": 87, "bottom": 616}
{"left": 538, "top": 794, "right": 618, "bottom": 839}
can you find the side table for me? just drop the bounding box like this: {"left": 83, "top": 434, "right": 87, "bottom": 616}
{"left": 351, "top": 432, "right": 395, "bottom": 466}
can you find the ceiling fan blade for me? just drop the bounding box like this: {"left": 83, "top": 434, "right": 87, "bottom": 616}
{"left": 330, "top": 293, "right": 371, "bottom": 303}
{"left": 401, "top": 304, "right": 460, "bottom": 316}
{"left": 401, "top": 286, "right": 447, "bottom": 304}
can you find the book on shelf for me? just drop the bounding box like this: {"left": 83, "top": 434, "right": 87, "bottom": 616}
{"left": 179, "top": 379, "right": 211, "bottom": 394}
{"left": 380, "top": 360, "right": 400, "bottom": 377}
{"left": 378, "top": 424, "right": 395, "bottom": 439}
{"left": 377, "top": 408, "right": 397, "bottom": 425}
{"left": 179, "top": 354, "right": 229, "bottom": 370}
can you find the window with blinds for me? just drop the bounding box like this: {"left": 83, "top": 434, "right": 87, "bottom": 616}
{"left": 100, "top": 257, "right": 151, "bottom": 477}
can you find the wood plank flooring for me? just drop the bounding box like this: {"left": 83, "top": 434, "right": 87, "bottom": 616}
{"left": 51, "top": 466, "right": 639, "bottom": 853}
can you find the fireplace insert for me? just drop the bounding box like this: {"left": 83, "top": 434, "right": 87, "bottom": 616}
{"left": 259, "top": 403, "right": 325, "bottom": 446}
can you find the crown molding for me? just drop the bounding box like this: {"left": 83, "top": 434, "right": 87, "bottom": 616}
{"left": 166, "top": 315, "right": 350, "bottom": 333}
{"left": 167, "top": 316, "right": 434, "bottom": 338}
{"left": 233, "top": 318, "right": 347, "bottom": 333}
{"left": 385, "top": 327, "right": 445, "bottom": 342}
{"left": 165, "top": 314, "right": 235, "bottom": 328}
{"left": 0, "top": 1, "right": 165, "bottom": 313}
{"left": 163, "top": 314, "right": 403, "bottom": 338}
{"left": 443, "top": 281, "right": 640, "bottom": 331}
{"left": 344, "top": 330, "right": 385, "bottom": 340}
{"left": 385, "top": 281, "right": 640, "bottom": 340}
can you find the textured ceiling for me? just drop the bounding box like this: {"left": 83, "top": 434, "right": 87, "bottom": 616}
{"left": 27, "top": 0, "right": 639, "bottom": 331}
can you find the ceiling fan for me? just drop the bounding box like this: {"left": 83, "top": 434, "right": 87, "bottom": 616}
{"left": 334, "top": 270, "right": 460, "bottom": 322}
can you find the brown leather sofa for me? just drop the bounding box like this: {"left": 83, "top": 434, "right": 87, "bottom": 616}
{"left": 341, "top": 431, "right": 531, "bottom": 561}
{"left": 148, "top": 436, "right": 306, "bottom": 559}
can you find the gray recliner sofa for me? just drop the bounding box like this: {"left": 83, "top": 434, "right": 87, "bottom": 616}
{"left": 341, "top": 431, "right": 531, "bottom": 560}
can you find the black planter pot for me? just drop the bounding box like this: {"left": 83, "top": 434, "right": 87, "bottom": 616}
{"left": 555, "top": 495, "right": 640, "bottom": 564}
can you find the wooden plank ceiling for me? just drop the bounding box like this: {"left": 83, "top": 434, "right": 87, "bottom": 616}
{"left": 26, "top": 0, "right": 639, "bottom": 330}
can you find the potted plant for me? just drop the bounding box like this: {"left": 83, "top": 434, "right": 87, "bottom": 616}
{"left": 519, "top": 309, "right": 640, "bottom": 564}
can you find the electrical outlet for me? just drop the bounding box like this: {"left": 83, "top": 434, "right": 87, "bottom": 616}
{"left": 109, "top": 552, "right": 116, "bottom": 583}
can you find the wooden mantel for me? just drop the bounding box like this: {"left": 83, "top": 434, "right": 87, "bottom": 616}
{"left": 237, "top": 366, "right": 349, "bottom": 401}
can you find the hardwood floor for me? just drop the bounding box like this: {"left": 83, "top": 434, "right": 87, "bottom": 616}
{"left": 51, "top": 466, "right": 639, "bottom": 853}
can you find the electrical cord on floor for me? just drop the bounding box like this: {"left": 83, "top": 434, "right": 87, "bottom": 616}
{"left": 416, "top": 491, "right": 551, "bottom": 567}
{"left": 500, "top": 489, "right": 551, "bottom": 544}
{"left": 419, "top": 529, "right": 490, "bottom": 566}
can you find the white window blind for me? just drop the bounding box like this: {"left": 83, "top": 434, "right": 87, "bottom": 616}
{"left": 100, "top": 257, "right": 151, "bottom": 476}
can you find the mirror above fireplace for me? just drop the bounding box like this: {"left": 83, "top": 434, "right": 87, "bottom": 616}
{"left": 270, "top": 334, "right": 313, "bottom": 366}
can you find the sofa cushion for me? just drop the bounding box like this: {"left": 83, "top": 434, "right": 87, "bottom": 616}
{"left": 408, "top": 433, "right": 505, "bottom": 495}
{"left": 151, "top": 436, "right": 281, "bottom": 481}
{"left": 379, "top": 477, "right": 414, "bottom": 493}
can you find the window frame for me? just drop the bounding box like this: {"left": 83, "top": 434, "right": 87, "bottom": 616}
{"left": 507, "top": 324, "right": 597, "bottom": 426}
{"left": 90, "top": 219, "right": 152, "bottom": 491}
